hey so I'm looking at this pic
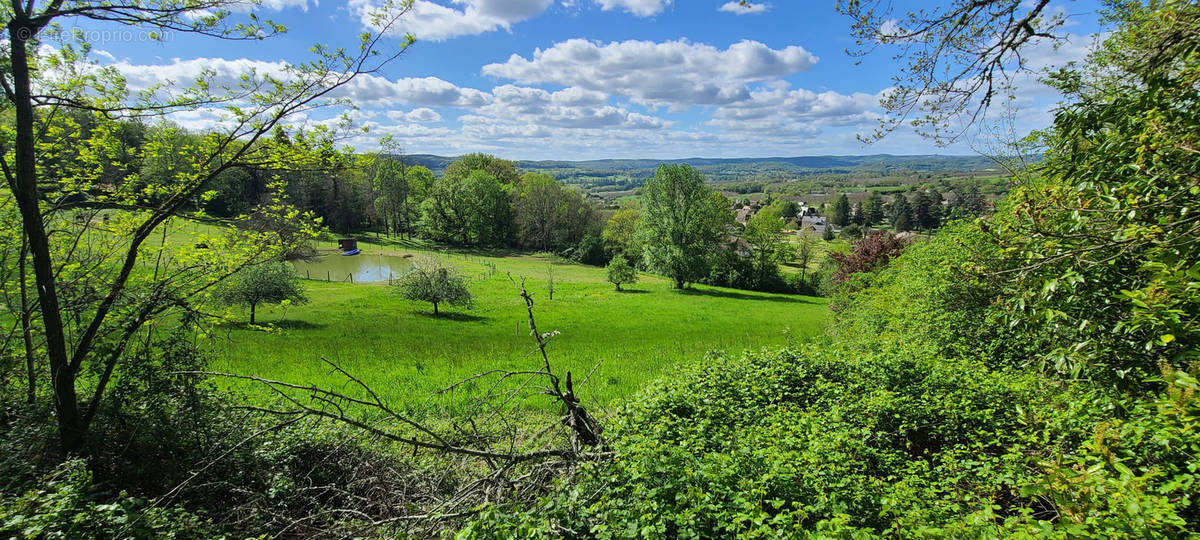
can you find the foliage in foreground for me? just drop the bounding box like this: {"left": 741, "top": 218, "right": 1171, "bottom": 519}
{"left": 462, "top": 3, "right": 1200, "bottom": 535}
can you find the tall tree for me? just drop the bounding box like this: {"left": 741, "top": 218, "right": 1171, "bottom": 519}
{"left": 863, "top": 191, "right": 885, "bottom": 227}
{"left": 891, "top": 194, "right": 913, "bottom": 232}
{"left": 743, "top": 206, "right": 792, "bottom": 284}
{"left": 444, "top": 153, "right": 520, "bottom": 185}
{"left": 373, "top": 138, "right": 411, "bottom": 237}
{"left": 602, "top": 205, "right": 642, "bottom": 265}
{"left": 640, "top": 164, "right": 732, "bottom": 289}
{"left": 513, "top": 172, "right": 597, "bottom": 251}
{"left": 0, "top": 0, "right": 413, "bottom": 453}
{"left": 831, "top": 193, "right": 851, "bottom": 227}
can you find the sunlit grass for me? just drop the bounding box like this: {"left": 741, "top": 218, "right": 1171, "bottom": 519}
{"left": 207, "top": 250, "right": 829, "bottom": 417}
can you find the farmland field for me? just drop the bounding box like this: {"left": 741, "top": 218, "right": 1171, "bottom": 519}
{"left": 206, "top": 243, "right": 829, "bottom": 415}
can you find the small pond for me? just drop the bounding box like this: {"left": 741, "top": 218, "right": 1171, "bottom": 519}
{"left": 291, "top": 252, "right": 414, "bottom": 283}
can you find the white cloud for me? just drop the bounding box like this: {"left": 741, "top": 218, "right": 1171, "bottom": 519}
{"left": 478, "top": 84, "right": 667, "bottom": 129}
{"left": 335, "top": 75, "right": 492, "bottom": 107}
{"left": 387, "top": 108, "right": 443, "bottom": 122}
{"left": 595, "top": 0, "right": 669, "bottom": 17}
{"left": 718, "top": 1, "right": 768, "bottom": 15}
{"left": 351, "top": 0, "right": 553, "bottom": 41}
{"left": 482, "top": 38, "right": 817, "bottom": 109}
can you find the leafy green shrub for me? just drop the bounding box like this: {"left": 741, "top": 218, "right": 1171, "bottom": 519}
{"left": 0, "top": 459, "right": 208, "bottom": 539}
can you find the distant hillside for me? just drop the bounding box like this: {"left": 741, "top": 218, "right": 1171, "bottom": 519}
{"left": 392, "top": 153, "right": 999, "bottom": 187}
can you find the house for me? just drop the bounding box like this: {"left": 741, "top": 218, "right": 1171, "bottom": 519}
{"left": 735, "top": 205, "right": 759, "bottom": 224}
{"left": 800, "top": 216, "right": 829, "bottom": 234}
{"left": 337, "top": 238, "right": 358, "bottom": 252}
{"left": 723, "top": 235, "right": 752, "bottom": 257}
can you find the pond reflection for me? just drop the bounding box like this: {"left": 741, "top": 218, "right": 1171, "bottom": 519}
{"left": 290, "top": 252, "right": 414, "bottom": 283}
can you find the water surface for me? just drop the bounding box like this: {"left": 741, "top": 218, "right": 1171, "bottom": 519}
{"left": 291, "top": 252, "right": 413, "bottom": 283}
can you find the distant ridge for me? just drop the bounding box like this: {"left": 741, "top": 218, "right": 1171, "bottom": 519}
{"left": 389, "top": 153, "right": 998, "bottom": 185}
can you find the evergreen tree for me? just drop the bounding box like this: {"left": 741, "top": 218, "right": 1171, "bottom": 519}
{"left": 863, "top": 191, "right": 885, "bottom": 226}
{"left": 891, "top": 195, "right": 913, "bottom": 232}
{"left": 831, "top": 193, "right": 852, "bottom": 227}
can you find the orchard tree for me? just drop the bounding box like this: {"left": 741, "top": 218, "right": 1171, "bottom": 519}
{"left": 217, "top": 261, "right": 308, "bottom": 324}
{"left": 640, "top": 164, "right": 732, "bottom": 289}
{"left": 395, "top": 257, "right": 473, "bottom": 316}
{"left": 606, "top": 256, "right": 638, "bottom": 291}
{"left": 0, "top": 0, "right": 414, "bottom": 454}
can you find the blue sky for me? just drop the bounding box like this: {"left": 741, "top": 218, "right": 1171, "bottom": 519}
{"left": 77, "top": 0, "right": 1105, "bottom": 160}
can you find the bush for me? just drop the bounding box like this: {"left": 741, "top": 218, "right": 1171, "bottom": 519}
{"left": 0, "top": 459, "right": 209, "bottom": 539}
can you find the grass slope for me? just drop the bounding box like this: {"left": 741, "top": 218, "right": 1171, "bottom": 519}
{"left": 207, "top": 248, "right": 828, "bottom": 415}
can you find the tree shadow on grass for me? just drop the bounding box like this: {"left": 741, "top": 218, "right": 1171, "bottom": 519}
{"left": 269, "top": 320, "right": 328, "bottom": 330}
{"left": 615, "top": 288, "right": 651, "bottom": 294}
{"left": 216, "top": 319, "right": 327, "bottom": 331}
{"left": 676, "top": 288, "right": 814, "bottom": 304}
{"left": 416, "top": 311, "right": 488, "bottom": 323}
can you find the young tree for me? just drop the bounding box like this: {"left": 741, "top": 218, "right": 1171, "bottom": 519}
{"left": 822, "top": 225, "right": 836, "bottom": 242}
{"left": 0, "top": 0, "right": 414, "bottom": 453}
{"left": 831, "top": 193, "right": 852, "bottom": 226}
{"left": 795, "top": 232, "right": 816, "bottom": 280}
{"left": 217, "top": 262, "right": 308, "bottom": 324}
{"left": 606, "top": 256, "right": 638, "bottom": 291}
{"left": 639, "top": 164, "right": 732, "bottom": 289}
{"left": 394, "top": 257, "right": 473, "bottom": 316}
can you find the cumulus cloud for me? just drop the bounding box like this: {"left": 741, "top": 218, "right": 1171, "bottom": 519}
{"left": 478, "top": 85, "right": 667, "bottom": 129}
{"left": 350, "top": 0, "right": 553, "bottom": 41}
{"left": 387, "top": 108, "right": 443, "bottom": 122}
{"left": 595, "top": 0, "right": 669, "bottom": 17}
{"left": 334, "top": 75, "right": 492, "bottom": 107}
{"left": 482, "top": 38, "right": 817, "bottom": 109}
{"left": 718, "top": 1, "right": 768, "bottom": 15}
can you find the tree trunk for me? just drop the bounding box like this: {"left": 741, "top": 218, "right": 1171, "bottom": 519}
{"left": 432, "top": 301, "right": 439, "bottom": 315}
{"left": 18, "top": 241, "right": 36, "bottom": 404}
{"left": 8, "top": 19, "right": 84, "bottom": 454}
{"left": 250, "top": 302, "right": 257, "bottom": 324}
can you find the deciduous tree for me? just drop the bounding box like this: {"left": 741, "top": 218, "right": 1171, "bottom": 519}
{"left": 639, "top": 164, "right": 732, "bottom": 289}
{"left": 394, "top": 257, "right": 473, "bottom": 316}
{"left": 0, "top": 0, "right": 414, "bottom": 453}
{"left": 217, "top": 261, "right": 308, "bottom": 324}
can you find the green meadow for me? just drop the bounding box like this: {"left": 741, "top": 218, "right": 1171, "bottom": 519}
{"left": 206, "top": 242, "right": 829, "bottom": 415}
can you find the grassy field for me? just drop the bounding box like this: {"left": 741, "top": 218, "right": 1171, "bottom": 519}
{"left": 207, "top": 245, "right": 829, "bottom": 417}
